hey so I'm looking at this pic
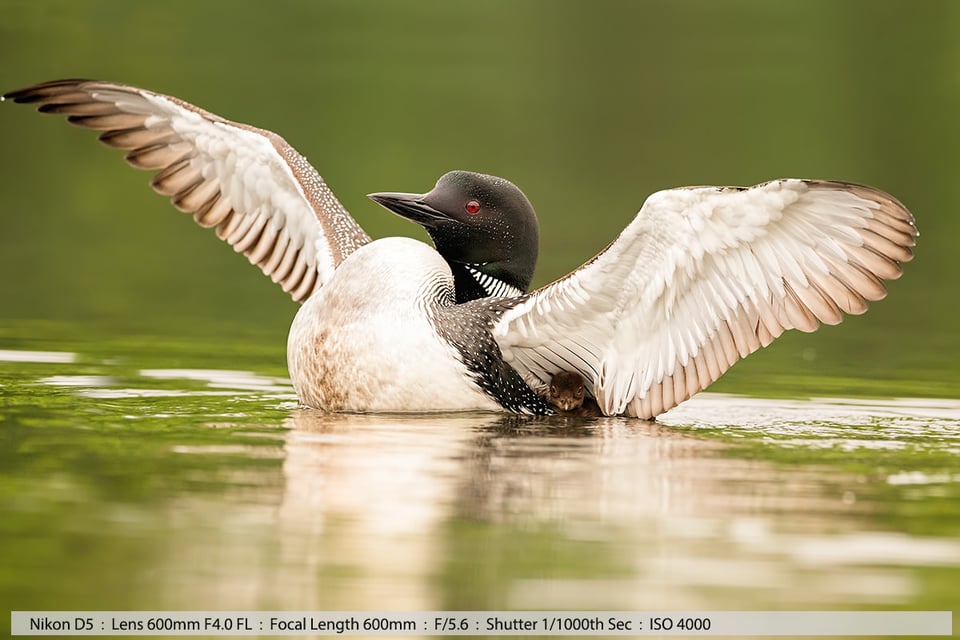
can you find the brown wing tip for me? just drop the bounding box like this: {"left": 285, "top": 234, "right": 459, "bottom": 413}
{"left": 802, "top": 180, "right": 919, "bottom": 276}
{"left": 3, "top": 78, "right": 97, "bottom": 103}
{"left": 806, "top": 180, "right": 919, "bottom": 235}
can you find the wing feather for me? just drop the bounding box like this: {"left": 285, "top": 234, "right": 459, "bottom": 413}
{"left": 4, "top": 79, "right": 372, "bottom": 303}
{"left": 493, "top": 179, "right": 917, "bottom": 418}
{"left": 194, "top": 193, "right": 234, "bottom": 228}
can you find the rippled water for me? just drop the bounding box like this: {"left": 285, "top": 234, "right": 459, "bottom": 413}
{"left": 3, "top": 343, "right": 958, "bottom": 629}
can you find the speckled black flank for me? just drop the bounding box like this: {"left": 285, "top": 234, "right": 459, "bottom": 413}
{"left": 433, "top": 296, "right": 551, "bottom": 415}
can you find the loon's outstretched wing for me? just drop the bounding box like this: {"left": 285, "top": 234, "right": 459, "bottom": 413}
{"left": 492, "top": 179, "right": 917, "bottom": 418}
{"left": 4, "top": 79, "right": 371, "bottom": 302}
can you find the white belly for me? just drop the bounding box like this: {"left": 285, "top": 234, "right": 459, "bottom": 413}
{"left": 286, "top": 238, "right": 502, "bottom": 413}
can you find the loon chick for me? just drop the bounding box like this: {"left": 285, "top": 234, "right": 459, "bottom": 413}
{"left": 547, "top": 371, "right": 602, "bottom": 418}
{"left": 4, "top": 79, "right": 919, "bottom": 418}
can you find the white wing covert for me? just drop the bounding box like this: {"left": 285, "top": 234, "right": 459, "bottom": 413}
{"left": 492, "top": 179, "right": 917, "bottom": 418}
{"left": 4, "top": 79, "right": 371, "bottom": 303}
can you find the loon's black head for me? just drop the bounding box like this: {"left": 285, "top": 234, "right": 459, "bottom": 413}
{"left": 369, "top": 170, "right": 539, "bottom": 303}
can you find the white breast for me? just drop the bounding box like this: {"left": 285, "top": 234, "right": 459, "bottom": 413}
{"left": 287, "top": 237, "right": 502, "bottom": 412}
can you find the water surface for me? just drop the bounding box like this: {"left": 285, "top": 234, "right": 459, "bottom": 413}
{"left": 2, "top": 340, "right": 958, "bottom": 636}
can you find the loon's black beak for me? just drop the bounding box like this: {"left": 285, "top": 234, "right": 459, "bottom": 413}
{"left": 368, "top": 191, "right": 446, "bottom": 228}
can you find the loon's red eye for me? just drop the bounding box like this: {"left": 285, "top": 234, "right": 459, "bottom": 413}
{"left": 465, "top": 200, "right": 481, "bottom": 214}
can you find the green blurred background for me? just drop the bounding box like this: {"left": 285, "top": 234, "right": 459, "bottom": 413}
{"left": 1, "top": 0, "right": 957, "bottom": 395}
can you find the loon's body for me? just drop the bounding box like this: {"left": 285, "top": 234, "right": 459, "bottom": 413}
{"left": 287, "top": 237, "right": 548, "bottom": 413}
{"left": 4, "top": 79, "right": 919, "bottom": 418}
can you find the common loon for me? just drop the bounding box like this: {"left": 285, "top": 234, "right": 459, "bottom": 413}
{"left": 4, "top": 79, "right": 918, "bottom": 418}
